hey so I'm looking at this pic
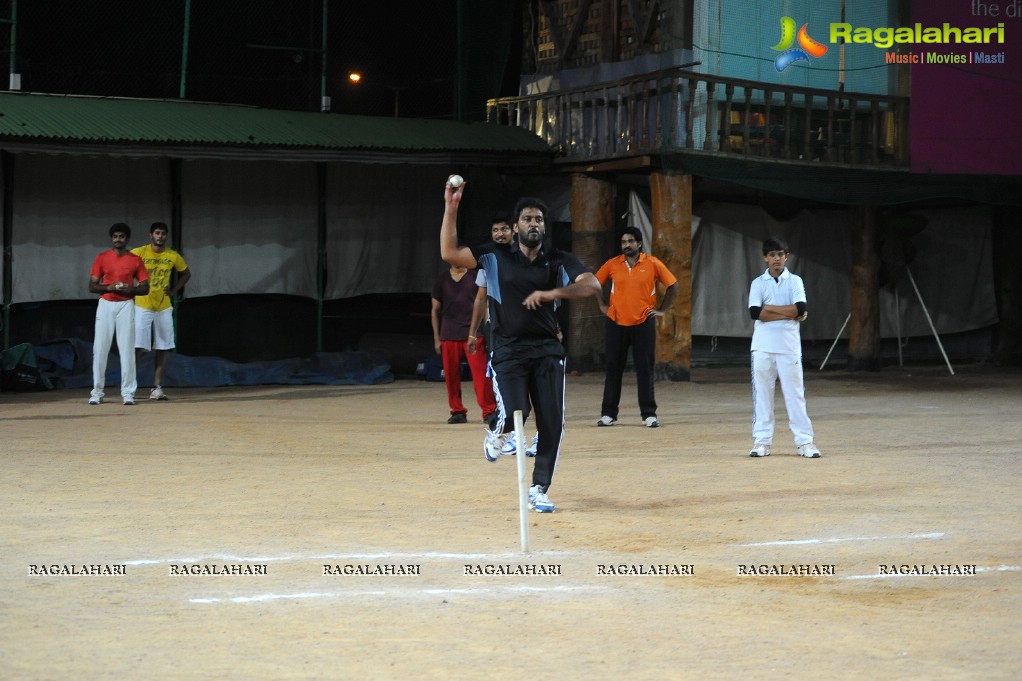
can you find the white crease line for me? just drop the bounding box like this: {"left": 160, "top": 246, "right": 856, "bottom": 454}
{"left": 841, "top": 565, "right": 1022, "bottom": 580}
{"left": 738, "top": 532, "right": 945, "bottom": 547}
{"left": 192, "top": 592, "right": 351, "bottom": 603}
{"left": 190, "top": 584, "right": 609, "bottom": 604}
{"left": 421, "top": 585, "right": 605, "bottom": 594}
{"left": 127, "top": 551, "right": 584, "bottom": 566}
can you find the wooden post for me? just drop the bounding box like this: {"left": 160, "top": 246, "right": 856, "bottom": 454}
{"left": 649, "top": 171, "right": 692, "bottom": 381}
{"left": 566, "top": 173, "right": 614, "bottom": 373}
{"left": 991, "top": 205, "right": 1022, "bottom": 364}
{"left": 847, "top": 204, "right": 881, "bottom": 371}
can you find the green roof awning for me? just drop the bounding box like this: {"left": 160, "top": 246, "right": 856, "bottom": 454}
{"left": 0, "top": 91, "right": 554, "bottom": 163}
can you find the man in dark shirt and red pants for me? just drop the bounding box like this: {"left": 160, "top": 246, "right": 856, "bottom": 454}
{"left": 431, "top": 264, "right": 497, "bottom": 425}
{"left": 440, "top": 176, "right": 601, "bottom": 513}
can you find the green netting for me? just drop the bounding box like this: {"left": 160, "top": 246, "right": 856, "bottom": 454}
{"left": 0, "top": 0, "right": 511, "bottom": 121}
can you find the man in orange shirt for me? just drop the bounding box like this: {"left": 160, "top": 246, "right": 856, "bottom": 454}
{"left": 594, "top": 227, "right": 678, "bottom": 428}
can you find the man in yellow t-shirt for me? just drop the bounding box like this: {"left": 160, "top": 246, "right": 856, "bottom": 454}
{"left": 132, "top": 222, "right": 191, "bottom": 400}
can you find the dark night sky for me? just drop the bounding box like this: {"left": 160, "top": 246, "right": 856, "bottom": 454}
{"left": 4, "top": 0, "right": 519, "bottom": 119}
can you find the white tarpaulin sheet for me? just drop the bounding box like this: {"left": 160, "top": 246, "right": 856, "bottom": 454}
{"left": 690, "top": 201, "right": 998, "bottom": 340}
{"left": 6, "top": 154, "right": 451, "bottom": 304}
{"left": 4, "top": 153, "right": 999, "bottom": 343}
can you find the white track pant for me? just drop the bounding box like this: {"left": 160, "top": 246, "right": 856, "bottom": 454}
{"left": 92, "top": 299, "right": 137, "bottom": 400}
{"left": 751, "top": 350, "right": 814, "bottom": 446}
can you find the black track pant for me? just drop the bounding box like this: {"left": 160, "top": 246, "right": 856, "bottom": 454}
{"left": 490, "top": 341, "right": 566, "bottom": 491}
{"left": 600, "top": 317, "right": 657, "bottom": 420}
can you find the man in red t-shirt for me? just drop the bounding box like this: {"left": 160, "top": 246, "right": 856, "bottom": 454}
{"left": 594, "top": 226, "right": 678, "bottom": 428}
{"left": 88, "top": 223, "right": 149, "bottom": 405}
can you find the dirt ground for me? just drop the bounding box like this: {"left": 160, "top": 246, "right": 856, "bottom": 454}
{"left": 2, "top": 363, "right": 1020, "bottom": 680}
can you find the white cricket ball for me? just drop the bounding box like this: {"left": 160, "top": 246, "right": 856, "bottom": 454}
{"left": 448, "top": 174, "right": 464, "bottom": 188}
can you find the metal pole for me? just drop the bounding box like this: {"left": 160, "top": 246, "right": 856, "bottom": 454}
{"left": 316, "top": 163, "right": 327, "bottom": 353}
{"left": 170, "top": 159, "right": 184, "bottom": 345}
{"left": 455, "top": 0, "right": 464, "bottom": 121}
{"left": 320, "top": 0, "right": 329, "bottom": 112}
{"left": 2, "top": 151, "right": 14, "bottom": 349}
{"left": 8, "top": 0, "right": 18, "bottom": 90}
{"left": 819, "top": 313, "right": 850, "bottom": 370}
{"left": 905, "top": 267, "right": 954, "bottom": 376}
{"left": 895, "top": 288, "right": 902, "bottom": 366}
{"left": 838, "top": 0, "right": 846, "bottom": 92}
{"left": 179, "top": 0, "right": 191, "bottom": 98}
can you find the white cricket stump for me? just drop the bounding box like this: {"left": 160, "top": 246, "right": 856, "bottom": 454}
{"left": 513, "top": 410, "right": 530, "bottom": 553}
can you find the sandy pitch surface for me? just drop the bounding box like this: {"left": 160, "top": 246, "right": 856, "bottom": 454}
{"left": 2, "top": 365, "right": 1020, "bottom": 680}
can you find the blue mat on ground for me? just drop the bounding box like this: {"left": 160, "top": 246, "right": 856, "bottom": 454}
{"left": 31, "top": 338, "right": 394, "bottom": 389}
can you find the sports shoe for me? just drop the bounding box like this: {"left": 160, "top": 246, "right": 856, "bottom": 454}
{"left": 797, "top": 443, "right": 822, "bottom": 458}
{"left": 150, "top": 386, "right": 168, "bottom": 401}
{"left": 447, "top": 412, "right": 467, "bottom": 424}
{"left": 88, "top": 396, "right": 103, "bottom": 405}
{"left": 528, "top": 485, "right": 555, "bottom": 513}
{"left": 525, "top": 433, "right": 538, "bottom": 457}
{"left": 748, "top": 444, "right": 771, "bottom": 457}
{"left": 502, "top": 431, "right": 519, "bottom": 455}
{"left": 596, "top": 416, "right": 616, "bottom": 427}
{"left": 484, "top": 431, "right": 504, "bottom": 462}
{"left": 643, "top": 416, "right": 660, "bottom": 428}
{"left": 123, "top": 398, "right": 135, "bottom": 406}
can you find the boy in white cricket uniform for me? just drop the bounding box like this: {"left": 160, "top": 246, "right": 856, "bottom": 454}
{"left": 746, "top": 237, "right": 821, "bottom": 458}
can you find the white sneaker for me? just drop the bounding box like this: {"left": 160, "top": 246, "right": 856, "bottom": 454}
{"left": 150, "top": 386, "right": 168, "bottom": 401}
{"left": 528, "top": 485, "right": 555, "bottom": 513}
{"left": 643, "top": 416, "right": 659, "bottom": 428}
{"left": 502, "top": 431, "right": 519, "bottom": 455}
{"left": 484, "top": 431, "right": 504, "bottom": 462}
{"left": 797, "top": 443, "right": 821, "bottom": 458}
{"left": 596, "top": 416, "right": 616, "bottom": 427}
{"left": 748, "top": 444, "right": 771, "bottom": 457}
{"left": 525, "top": 433, "right": 538, "bottom": 457}
{"left": 88, "top": 396, "right": 103, "bottom": 405}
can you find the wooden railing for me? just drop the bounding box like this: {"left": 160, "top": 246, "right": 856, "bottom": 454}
{"left": 487, "top": 67, "right": 910, "bottom": 168}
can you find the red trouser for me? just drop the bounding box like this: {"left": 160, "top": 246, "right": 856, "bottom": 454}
{"left": 441, "top": 338, "right": 497, "bottom": 420}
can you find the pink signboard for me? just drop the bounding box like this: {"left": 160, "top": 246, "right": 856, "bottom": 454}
{"left": 909, "top": 0, "right": 1020, "bottom": 173}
